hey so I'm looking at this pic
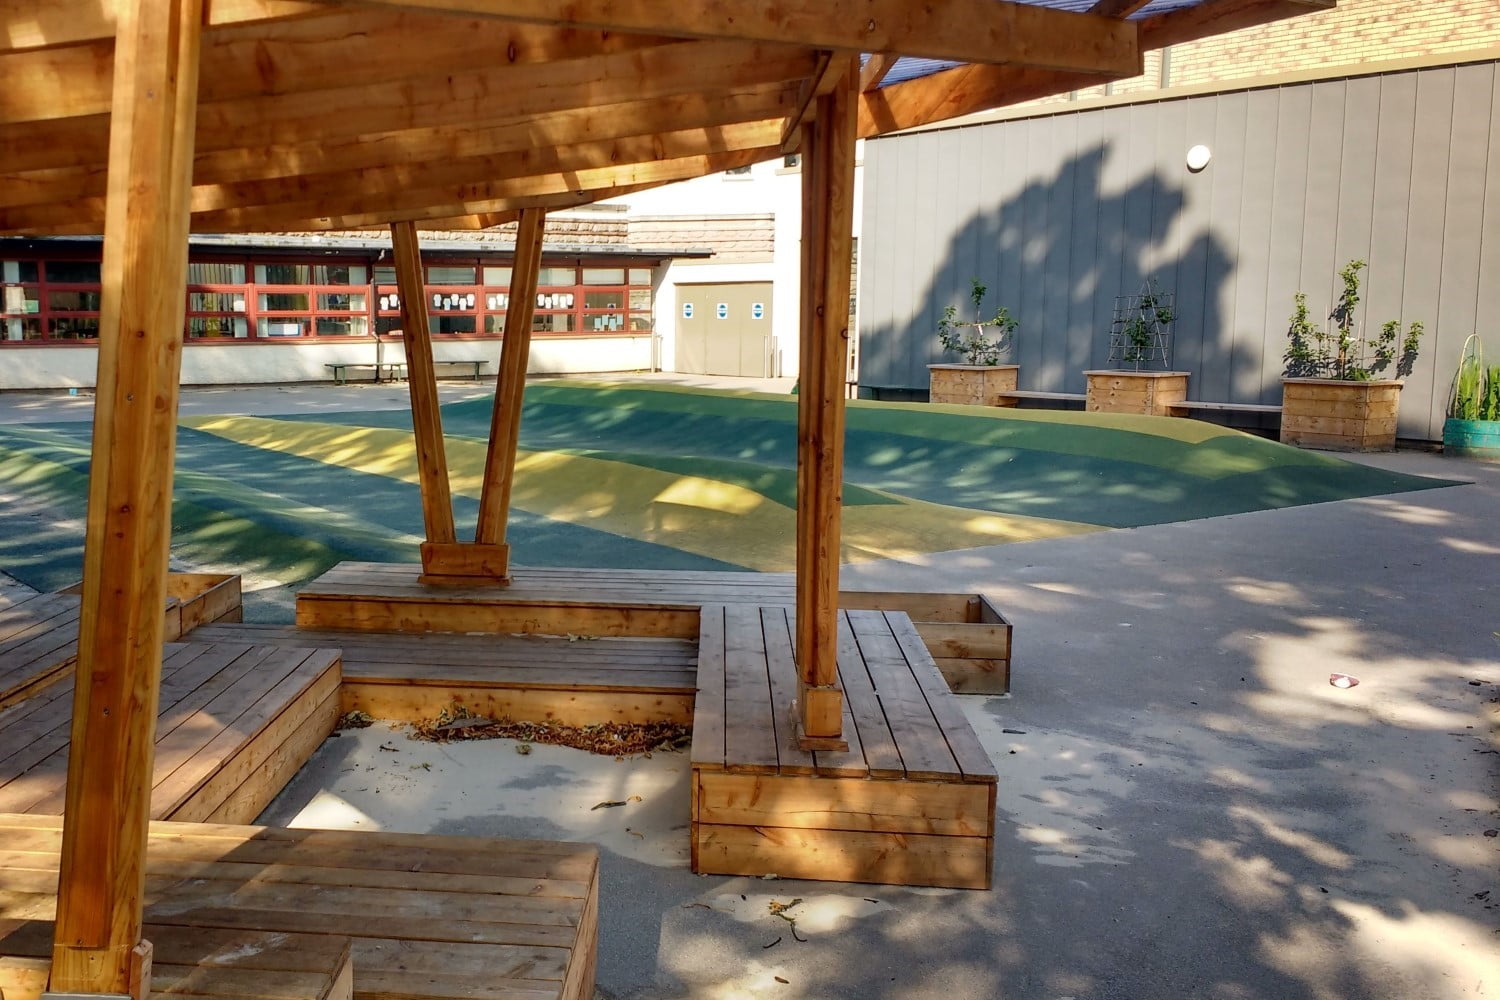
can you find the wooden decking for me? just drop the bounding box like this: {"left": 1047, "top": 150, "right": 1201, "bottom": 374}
{"left": 186, "top": 622, "right": 698, "bottom": 725}
{"left": 0, "top": 813, "right": 598, "bottom": 1000}
{"left": 0, "top": 642, "right": 341, "bottom": 824}
{"left": 0, "top": 574, "right": 243, "bottom": 711}
{"left": 298, "top": 562, "right": 1013, "bottom": 693}
{"left": 692, "top": 605, "right": 997, "bottom": 888}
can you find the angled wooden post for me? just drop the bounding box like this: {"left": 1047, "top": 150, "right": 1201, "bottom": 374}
{"left": 471, "top": 208, "right": 547, "bottom": 577}
{"left": 794, "top": 61, "right": 858, "bottom": 749}
{"left": 49, "top": 0, "right": 203, "bottom": 995}
{"left": 391, "top": 221, "right": 459, "bottom": 579}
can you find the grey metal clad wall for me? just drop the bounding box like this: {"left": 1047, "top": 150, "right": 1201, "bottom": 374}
{"left": 858, "top": 61, "right": 1500, "bottom": 440}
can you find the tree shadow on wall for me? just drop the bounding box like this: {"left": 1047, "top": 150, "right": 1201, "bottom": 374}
{"left": 866, "top": 143, "right": 1237, "bottom": 400}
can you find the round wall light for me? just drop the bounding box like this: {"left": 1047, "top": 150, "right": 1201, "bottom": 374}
{"left": 1186, "top": 144, "right": 1212, "bottom": 172}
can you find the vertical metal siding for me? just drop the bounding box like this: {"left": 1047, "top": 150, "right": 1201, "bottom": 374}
{"left": 859, "top": 61, "right": 1498, "bottom": 439}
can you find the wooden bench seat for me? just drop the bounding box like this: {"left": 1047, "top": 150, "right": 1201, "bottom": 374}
{"left": 1168, "top": 400, "right": 1283, "bottom": 414}
{"left": 0, "top": 813, "right": 598, "bottom": 1000}
{"left": 186, "top": 623, "right": 698, "bottom": 725}
{"left": 691, "top": 604, "right": 997, "bottom": 889}
{"left": 297, "top": 562, "right": 1013, "bottom": 693}
{"left": 0, "top": 642, "right": 341, "bottom": 824}
{"left": 996, "top": 389, "right": 1087, "bottom": 402}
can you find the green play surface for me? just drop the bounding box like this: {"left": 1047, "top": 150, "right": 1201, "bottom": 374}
{"left": 0, "top": 381, "right": 1455, "bottom": 594}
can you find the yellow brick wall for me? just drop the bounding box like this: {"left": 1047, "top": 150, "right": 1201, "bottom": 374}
{"left": 1168, "top": 0, "right": 1500, "bottom": 87}
{"left": 1011, "top": 0, "right": 1500, "bottom": 110}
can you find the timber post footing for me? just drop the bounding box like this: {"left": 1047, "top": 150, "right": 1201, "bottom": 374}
{"left": 790, "top": 703, "right": 850, "bottom": 752}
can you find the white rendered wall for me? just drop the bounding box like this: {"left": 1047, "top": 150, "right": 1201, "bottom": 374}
{"left": 0, "top": 336, "right": 655, "bottom": 390}
{"left": 609, "top": 148, "right": 864, "bottom": 380}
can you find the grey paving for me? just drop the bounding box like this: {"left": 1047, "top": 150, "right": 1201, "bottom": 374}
{"left": 2, "top": 378, "right": 1494, "bottom": 999}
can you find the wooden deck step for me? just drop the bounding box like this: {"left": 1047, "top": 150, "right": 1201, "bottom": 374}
{"left": 691, "top": 604, "right": 997, "bottom": 889}
{"left": 0, "top": 575, "right": 243, "bottom": 712}
{"left": 297, "top": 562, "right": 1012, "bottom": 693}
{"left": 0, "top": 642, "right": 341, "bottom": 824}
{"left": 0, "top": 812, "right": 598, "bottom": 1000}
{"left": 185, "top": 623, "right": 698, "bottom": 726}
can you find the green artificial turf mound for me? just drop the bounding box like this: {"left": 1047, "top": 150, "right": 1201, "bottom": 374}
{"left": 0, "top": 382, "right": 1458, "bottom": 595}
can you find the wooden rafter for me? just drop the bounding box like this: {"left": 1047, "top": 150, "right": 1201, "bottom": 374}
{"left": 781, "top": 51, "right": 859, "bottom": 153}
{"left": 1089, "top": 0, "right": 1154, "bottom": 16}
{"left": 856, "top": 0, "right": 1335, "bottom": 138}
{"left": 343, "top": 0, "right": 1140, "bottom": 74}
{"left": 859, "top": 53, "right": 901, "bottom": 92}
{"left": 1139, "top": 0, "right": 1334, "bottom": 47}
{"left": 0, "top": 0, "right": 319, "bottom": 52}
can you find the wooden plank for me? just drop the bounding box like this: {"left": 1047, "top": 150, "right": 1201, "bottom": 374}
{"left": 344, "top": 682, "right": 695, "bottom": 728}
{"left": 391, "top": 219, "right": 457, "bottom": 550}
{"left": 475, "top": 207, "right": 546, "bottom": 556}
{"left": 167, "top": 655, "right": 341, "bottom": 824}
{"left": 296, "top": 596, "right": 699, "bottom": 639}
{"left": 831, "top": 612, "right": 897, "bottom": 780}
{"left": 697, "top": 771, "right": 991, "bottom": 836}
{"left": 913, "top": 621, "right": 1011, "bottom": 662}
{"left": 197, "top": 689, "right": 340, "bottom": 825}
{"left": 784, "top": 609, "right": 867, "bottom": 778}
{"left": 149, "top": 648, "right": 340, "bottom": 818}
{"left": 721, "top": 605, "right": 780, "bottom": 774}
{"left": 794, "top": 61, "right": 858, "bottom": 742}
{"left": 557, "top": 864, "right": 598, "bottom": 1000}
{"left": 689, "top": 604, "right": 727, "bottom": 771}
{"left": 932, "top": 657, "right": 1011, "bottom": 695}
{"left": 846, "top": 611, "right": 960, "bottom": 781}
{"left": 347, "top": 0, "right": 1140, "bottom": 73}
{"left": 758, "top": 606, "right": 818, "bottom": 776}
{"left": 417, "top": 542, "right": 510, "bottom": 582}
{"left": 885, "top": 613, "right": 999, "bottom": 784}
{"left": 694, "top": 823, "right": 991, "bottom": 889}
{"left": 49, "top": 0, "right": 203, "bottom": 987}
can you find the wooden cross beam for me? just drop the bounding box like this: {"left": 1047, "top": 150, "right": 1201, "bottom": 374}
{"left": 341, "top": 0, "right": 1141, "bottom": 75}
{"left": 49, "top": 0, "right": 203, "bottom": 995}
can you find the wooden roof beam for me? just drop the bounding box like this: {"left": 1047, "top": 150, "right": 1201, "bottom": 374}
{"left": 1088, "top": 0, "right": 1155, "bottom": 17}
{"left": 187, "top": 147, "right": 777, "bottom": 233}
{"left": 0, "top": 12, "right": 681, "bottom": 126}
{"left": 1138, "top": 0, "right": 1335, "bottom": 49}
{"left": 0, "top": 0, "right": 321, "bottom": 52}
{"left": 0, "top": 85, "right": 801, "bottom": 210}
{"left": 858, "top": 0, "right": 1335, "bottom": 136}
{"left": 859, "top": 53, "right": 901, "bottom": 92}
{"left": 781, "top": 51, "right": 859, "bottom": 153}
{"left": 341, "top": 0, "right": 1142, "bottom": 75}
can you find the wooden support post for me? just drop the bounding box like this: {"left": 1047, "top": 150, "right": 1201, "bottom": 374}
{"left": 793, "top": 61, "right": 858, "bottom": 751}
{"left": 391, "top": 220, "right": 459, "bottom": 580}
{"left": 49, "top": 0, "right": 203, "bottom": 995}
{"left": 459, "top": 207, "right": 547, "bottom": 581}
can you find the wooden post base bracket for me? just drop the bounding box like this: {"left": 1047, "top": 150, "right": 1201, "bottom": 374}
{"left": 418, "top": 542, "right": 511, "bottom": 586}
{"left": 791, "top": 684, "right": 849, "bottom": 752}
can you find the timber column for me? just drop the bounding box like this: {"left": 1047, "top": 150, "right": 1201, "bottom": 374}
{"left": 50, "top": 0, "right": 203, "bottom": 995}
{"left": 794, "top": 63, "right": 858, "bottom": 749}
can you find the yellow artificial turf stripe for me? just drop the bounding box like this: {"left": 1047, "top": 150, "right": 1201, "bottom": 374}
{"left": 184, "top": 415, "right": 1099, "bottom": 571}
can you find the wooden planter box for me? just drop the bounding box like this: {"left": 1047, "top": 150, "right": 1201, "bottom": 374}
{"left": 62, "top": 572, "right": 241, "bottom": 640}
{"left": 1084, "top": 370, "right": 1190, "bottom": 416}
{"left": 1280, "top": 378, "right": 1402, "bottom": 452}
{"left": 928, "top": 364, "right": 1019, "bottom": 406}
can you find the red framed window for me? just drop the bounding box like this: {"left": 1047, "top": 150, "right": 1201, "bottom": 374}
{"left": 1, "top": 251, "right": 657, "bottom": 345}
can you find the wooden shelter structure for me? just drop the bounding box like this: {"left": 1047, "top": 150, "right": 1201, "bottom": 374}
{"left": 0, "top": 1, "right": 1332, "bottom": 998}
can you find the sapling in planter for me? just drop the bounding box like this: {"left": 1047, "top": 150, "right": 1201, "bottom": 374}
{"left": 937, "top": 279, "right": 1018, "bottom": 366}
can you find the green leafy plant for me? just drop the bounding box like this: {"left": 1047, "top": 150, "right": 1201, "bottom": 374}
{"left": 937, "top": 278, "right": 1018, "bottom": 366}
{"left": 1121, "top": 281, "right": 1175, "bottom": 364}
{"left": 1449, "top": 335, "right": 1500, "bottom": 421}
{"left": 1284, "top": 259, "right": 1424, "bottom": 380}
